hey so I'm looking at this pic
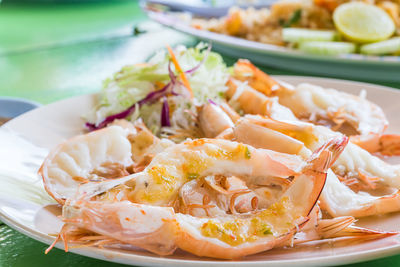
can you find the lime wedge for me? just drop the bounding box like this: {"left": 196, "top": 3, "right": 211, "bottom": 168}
{"left": 333, "top": 2, "right": 395, "bottom": 43}
{"left": 282, "top": 28, "right": 338, "bottom": 43}
{"left": 299, "top": 41, "right": 356, "bottom": 55}
{"left": 360, "top": 37, "right": 400, "bottom": 55}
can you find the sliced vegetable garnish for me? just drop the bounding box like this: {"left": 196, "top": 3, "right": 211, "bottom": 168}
{"left": 299, "top": 41, "right": 356, "bottom": 56}
{"left": 360, "top": 37, "right": 400, "bottom": 55}
{"left": 245, "top": 146, "right": 251, "bottom": 159}
{"left": 87, "top": 54, "right": 201, "bottom": 131}
{"left": 86, "top": 82, "right": 173, "bottom": 130}
{"left": 187, "top": 173, "right": 200, "bottom": 180}
{"left": 282, "top": 28, "right": 337, "bottom": 44}
{"left": 184, "top": 44, "right": 212, "bottom": 75}
{"left": 85, "top": 44, "right": 229, "bottom": 134}
{"left": 166, "top": 45, "right": 194, "bottom": 99}
{"left": 208, "top": 98, "right": 217, "bottom": 105}
{"left": 281, "top": 9, "right": 302, "bottom": 28}
{"left": 161, "top": 97, "right": 171, "bottom": 127}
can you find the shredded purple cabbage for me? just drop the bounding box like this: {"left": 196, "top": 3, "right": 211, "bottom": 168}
{"left": 85, "top": 103, "right": 138, "bottom": 131}
{"left": 168, "top": 61, "right": 177, "bottom": 84}
{"left": 168, "top": 62, "right": 181, "bottom": 97}
{"left": 208, "top": 99, "right": 217, "bottom": 105}
{"left": 86, "top": 82, "right": 172, "bottom": 130}
{"left": 161, "top": 97, "right": 171, "bottom": 127}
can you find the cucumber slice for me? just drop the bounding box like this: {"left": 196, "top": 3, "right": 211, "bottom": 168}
{"left": 360, "top": 37, "right": 400, "bottom": 55}
{"left": 283, "top": 28, "right": 338, "bottom": 43}
{"left": 299, "top": 41, "right": 356, "bottom": 56}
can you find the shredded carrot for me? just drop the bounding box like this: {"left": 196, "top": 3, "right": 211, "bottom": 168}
{"left": 166, "top": 45, "right": 194, "bottom": 99}
{"left": 154, "top": 81, "right": 165, "bottom": 90}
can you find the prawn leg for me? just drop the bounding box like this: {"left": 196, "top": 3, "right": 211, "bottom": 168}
{"left": 294, "top": 215, "right": 396, "bottom": 245}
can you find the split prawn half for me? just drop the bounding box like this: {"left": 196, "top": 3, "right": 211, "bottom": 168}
{"left": 44, "top": 134, "right": 350, "bottom": 259}
{"left": 39, "top": 120, "right": 173, "bottom": 204}
{"left": 230, "top": 115, "right": 400, "bottom": 218}
{"left": 228, "top": 59, "right": 400, "bottom": 155}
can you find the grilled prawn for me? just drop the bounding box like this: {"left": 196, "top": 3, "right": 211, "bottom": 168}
{"left": 228, "top": 59, "right": 399, "bottom": 155}
{"left": 44, "top": 136, "right": 347, "bottom": 258}
{"left": 230, "top": 115, "right": 400, "bottom": 218}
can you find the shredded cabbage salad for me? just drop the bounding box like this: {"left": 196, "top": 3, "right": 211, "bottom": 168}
{"left": 85, "top": 43, "right": 231, "bottom": 140}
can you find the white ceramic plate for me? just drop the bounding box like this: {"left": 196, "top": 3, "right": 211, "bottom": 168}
{"left": 142, "top": 0, "right": 275, "bottom": 17}
{"left": 146, "top": 11, "right": 400, "bottom": 83}
{"left": 1, "top": 76, "right": 400, "bottom": 267}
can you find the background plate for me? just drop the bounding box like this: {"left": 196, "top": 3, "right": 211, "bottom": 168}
{"left": 147, "top": 11, "right": 400, "bottom": 83}
{"left": 0, "top": 97, "right": 41, "bottom": 119}
{"left": 1, "top": 76, "right": 400, "bottom": 266}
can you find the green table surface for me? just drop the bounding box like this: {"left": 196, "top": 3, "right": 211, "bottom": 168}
{"left": 1, "top": 1, "right": 400, "bottom": 266}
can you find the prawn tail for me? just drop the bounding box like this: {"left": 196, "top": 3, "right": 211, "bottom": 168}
{"left": 317, "top": 216, "right": 398, "bottom": 240}
{"left": 307, "top": 135, "right": 349, "bottom": 173}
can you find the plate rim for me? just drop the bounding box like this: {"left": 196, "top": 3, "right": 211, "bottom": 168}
{"left": 2, "top": 75, "right": 400, "bottom": 266}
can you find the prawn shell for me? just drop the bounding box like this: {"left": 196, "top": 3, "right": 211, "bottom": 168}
{"left": 174, "top": 217, "right": 305, "bottom": 259}
{"left": 199, "top": 103, "right": 234, "bottom": 138}
{"left": 63, "top": 200, "right": 178, "bottom": 255}
{"left": 40, "top": 126, "right": 133, "bottom": 204}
